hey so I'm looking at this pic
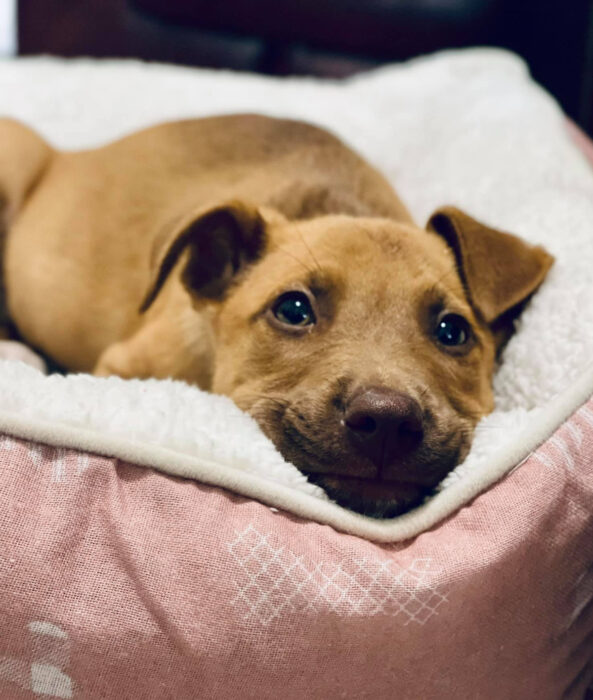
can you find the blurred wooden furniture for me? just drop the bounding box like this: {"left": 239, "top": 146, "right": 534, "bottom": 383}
{"left": 17, "top": 0, "right": 593, "bottom": 133}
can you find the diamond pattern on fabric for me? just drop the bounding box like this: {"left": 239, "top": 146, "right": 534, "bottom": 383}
{"left": 228, "top": 525, "right": 447, "bottom": 625}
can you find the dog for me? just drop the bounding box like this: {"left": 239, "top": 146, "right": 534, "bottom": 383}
{"left": 0, "top": 114, "right": 553, "bottom": 517}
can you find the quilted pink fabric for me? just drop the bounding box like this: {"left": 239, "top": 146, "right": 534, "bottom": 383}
{"left": 0, "top": 396, "right": 592, "bottom": 699}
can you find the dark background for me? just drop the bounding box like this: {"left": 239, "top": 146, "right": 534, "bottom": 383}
{"left": 17, "top": 0, "right": 593, "bottom": 134}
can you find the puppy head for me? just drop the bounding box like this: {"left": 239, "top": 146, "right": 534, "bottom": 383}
{"left": 143, "top": 201, "right": 553, "bottom": 517}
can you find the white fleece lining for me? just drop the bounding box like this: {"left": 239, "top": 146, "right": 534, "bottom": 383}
{"left": 1, "top": 50, "right": 593, "bottom": 542}
{"left": 0, "top": 362, "right": 591, "bottom": 543}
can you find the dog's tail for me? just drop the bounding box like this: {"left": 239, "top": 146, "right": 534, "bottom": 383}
{"left": 0, "top": 119, "right": 53, "bottom": 337}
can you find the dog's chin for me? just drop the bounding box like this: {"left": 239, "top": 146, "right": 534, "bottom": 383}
{"left": 303, "top": 473, "right": 430, "bottom": 519}
{"left": 256, "top": 411, "right": 467, "bottom": 518}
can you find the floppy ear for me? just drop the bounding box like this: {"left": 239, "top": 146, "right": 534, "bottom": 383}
{"left": 140, "top": 200, "right": 267, "bottom": 312}
{"left": 427, "top": 206, "right": 554, "bottom": 338}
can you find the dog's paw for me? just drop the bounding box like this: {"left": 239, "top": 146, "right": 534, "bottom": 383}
{"left": 0, "top": 340, "right": 47, "bottom": 373}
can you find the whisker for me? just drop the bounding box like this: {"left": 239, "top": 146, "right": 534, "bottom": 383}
{"left": 429, "top": 265, "right": 462, "bottom": 294}
{"left": 295, "top": 226, "right": 322, "bottom": 274}
{"left": 240, "top": 393, "right": 290, "bottom": 418}
{"left": 417, "top": 386, "right": 431, "bottom": 402}
{"left": 275, "top": 246, "right": 315, "bottom": 274}
{"left": 243, "top": 393, "right": 289, "bottom": 406}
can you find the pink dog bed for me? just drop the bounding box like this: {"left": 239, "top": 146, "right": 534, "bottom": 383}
{"left": 0, "top": 400, "right": 592, "bottom": 699}
{"left": 0, "top": 52, "right": 592, "bottom": 698}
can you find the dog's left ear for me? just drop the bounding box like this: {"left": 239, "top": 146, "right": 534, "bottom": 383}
{"left": 140, "top": 200, "right": 266, "bottom": 312}
{"left": 427, "top": 206, "right": 554, "bottom": 339}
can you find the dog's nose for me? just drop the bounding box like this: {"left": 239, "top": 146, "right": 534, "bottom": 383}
{"left": 344, "top": 387, "right": 424, "bottom": 472}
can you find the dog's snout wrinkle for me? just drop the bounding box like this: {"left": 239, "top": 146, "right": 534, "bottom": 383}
{"left": 344, "top": 386, "right": 424, "bottom": 475}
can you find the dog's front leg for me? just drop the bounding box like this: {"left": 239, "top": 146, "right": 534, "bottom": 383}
{"left": 93, "top": 313, "right": 214, "bottom": 389}
{"left": 93, "top": 338, "right": 149, "bottom": 380}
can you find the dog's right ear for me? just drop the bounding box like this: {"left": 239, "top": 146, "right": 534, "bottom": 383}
{"left": 427, "top": 206, "right": 554, "bottom": 350}
{"left": 0, "top": 119, "right": 52, "bottom": 228}
{"left": 140, "top": 200, "right": 267, "bottom": 312}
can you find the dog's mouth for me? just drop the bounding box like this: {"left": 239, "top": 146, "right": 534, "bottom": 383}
{"left": 282, "top": 423, "right": 461, "bottom": 519}
{"left": 244, "top": 392, "right": 468, "bottom": 518}
{"left": 303, "top": 473, "right": 431, "bottom": 519}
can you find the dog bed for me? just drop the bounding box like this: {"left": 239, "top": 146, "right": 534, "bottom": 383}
{"left": 0, "top": 50, "right": 592, "bottom": 698}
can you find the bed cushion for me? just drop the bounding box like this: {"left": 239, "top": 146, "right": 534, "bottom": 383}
{"left": 0, "top": 48, "right": 592, "bottom": 537}
{"left": 0, "top": 399, "right": 592, "bottom": 698}
{"left": 0, "top": 49, "right": 592, "bottom": 697}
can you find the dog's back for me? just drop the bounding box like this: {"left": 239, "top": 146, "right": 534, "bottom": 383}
{"left": 0, "top": 115, "right": 410, "bottom": 369}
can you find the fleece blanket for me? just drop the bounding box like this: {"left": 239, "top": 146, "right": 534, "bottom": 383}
{"left": 0, "top": 49, "right": 592, "bottom": 541}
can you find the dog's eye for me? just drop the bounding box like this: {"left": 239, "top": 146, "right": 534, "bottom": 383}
{"left": 435, "top": 313, "right": 471, "bottom": 347}
{"left": 273, "top": 292, "right": 316, "bottom": 327}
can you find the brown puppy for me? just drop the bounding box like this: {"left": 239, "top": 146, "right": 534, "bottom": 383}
{"left": 0, "top": 115, "right": 553, "bottom": 517}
